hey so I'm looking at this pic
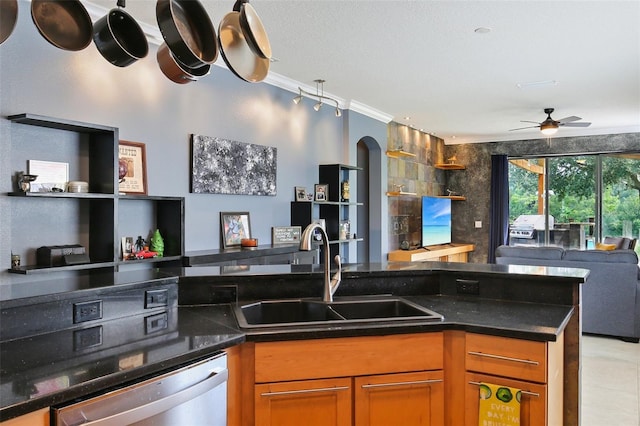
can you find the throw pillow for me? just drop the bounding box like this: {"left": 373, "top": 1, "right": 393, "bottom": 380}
{"left": 595, "top": 243, "right": 617, "bottom": 251}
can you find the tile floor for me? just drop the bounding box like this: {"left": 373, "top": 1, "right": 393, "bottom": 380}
{"left": 581, "top": 335, "right": 640, "bottom": 425}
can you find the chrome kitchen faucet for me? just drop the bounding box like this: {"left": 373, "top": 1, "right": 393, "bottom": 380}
{"left": 300, "top": 223, "right": 342, "bottom": 302}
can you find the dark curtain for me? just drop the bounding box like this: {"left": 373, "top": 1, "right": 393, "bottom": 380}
{"left": 488, "top": 155, "right": 509, "bottom": 263}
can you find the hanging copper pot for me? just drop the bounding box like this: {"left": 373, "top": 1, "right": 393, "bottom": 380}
{"left": 31, "top": 0, "right": 92, "bottom": 51}
{"left": 234, "top": 0, "right": 271, "bottom": 60}
{"left": 0, "top": 0, "right": 18, "bottom": 45}
{"left": 157, "top": 42, "right": 210, "bottom": 84}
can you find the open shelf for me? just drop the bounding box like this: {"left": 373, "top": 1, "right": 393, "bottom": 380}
{"left": 8, "top": 261, "right": 116, "bottom": 275}
{"left": 386, "top": 191, "right": 418, "bottom": 197}
{"left": 436, "top": 195, "right": 466, "bottom": 201}
{"left": 386, "top": 149, "right": 417, "bottom": 159}
{"left": 435, "top": 163, "right": 466, "bottom": 170}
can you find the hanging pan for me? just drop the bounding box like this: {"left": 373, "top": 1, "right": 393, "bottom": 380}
{"left": 218, "top": 10, "right": 269, "bottom": 83}
{"left": 156, "top": 0, "right": 218, "bottom": 68}
{"left": 93, "top": 0, "right": 148, "bottom": 67}
{"left": 234, "top": 0, "right": 271, "bottom": 60}
{"left": 0, "top": 0, "right": 18, "bottom": 45}
{"left": 31, "top": 0, "right": 92, "bottom": 51}
{"left": 157, "top": 42, "right": 210, "bottom": 84}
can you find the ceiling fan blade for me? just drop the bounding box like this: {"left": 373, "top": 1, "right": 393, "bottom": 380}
{"left": 561, "top": 122, "right": 591, "bottom": 127}
{"left": 557, "top": 116, "right": 581, "bottom": 123}
{"left": 520, "top": 120, "right": 541, "bottom": 124}
{"left": 509, "top": 125, "right": 540, "bottom": 131}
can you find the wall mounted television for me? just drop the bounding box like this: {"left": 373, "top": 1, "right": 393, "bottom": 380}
{"left": 421, "top": 196, "right": 452, "bottom": 247}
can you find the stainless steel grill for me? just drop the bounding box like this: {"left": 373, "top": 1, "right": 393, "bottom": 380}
{"left": 509, "top": 215, "right": 554, "bottom": 245}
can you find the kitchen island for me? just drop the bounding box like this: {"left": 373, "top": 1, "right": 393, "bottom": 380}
{"left": 0, "top": 262, "right": 586, "bottom": 425}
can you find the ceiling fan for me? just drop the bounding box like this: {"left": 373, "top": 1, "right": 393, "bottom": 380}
{"left": 510, "top": 108, "right": 591, "bottom": 136}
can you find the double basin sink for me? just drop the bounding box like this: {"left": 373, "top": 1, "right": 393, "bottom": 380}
{"left": 234, "top": 296, "right": 443, "bottom": 328}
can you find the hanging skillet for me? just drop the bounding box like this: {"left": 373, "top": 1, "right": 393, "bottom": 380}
{"left": 218, "top": 9, "right": 269, "bottom": 83}
{"left": 31, "top": 0, "right": 92, "bottom": 51}
{"left": 0, "top": 0, "right": 18, "bottom": 45}
{"left": 234, "top": 0, "right": 271, "bottom": 60}
{"left": 93, "top": 0, "right": 149, "bottom": 67}
{"left": 156, "top": 0, "right": 218, "bottom": 68}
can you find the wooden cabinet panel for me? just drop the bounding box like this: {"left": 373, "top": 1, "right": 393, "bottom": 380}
{"left": 465, "top": 333, "right": 547, "bottom": 383}
{"left": 464, "top": 372, "right": 547, "bottom": 426}
{"left": 355, "top": 371, "right": 444, "bottom": 426}
{"left": 255, "top": 378, "right": 352, "bottom": 426}
{"left": 254, "top": 333, "right": 443, "bottom": 383}
{"left": 0, "top": 408, "right": 49, "bottom": 426}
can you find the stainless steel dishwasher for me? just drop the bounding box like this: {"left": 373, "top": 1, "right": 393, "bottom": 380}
{"left": 53, "top": 352, "right": 227, "bottom": 426}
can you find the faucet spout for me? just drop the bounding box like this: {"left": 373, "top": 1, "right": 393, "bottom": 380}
{"left": 300, "top": 223, "right": 342, "bottom": 302}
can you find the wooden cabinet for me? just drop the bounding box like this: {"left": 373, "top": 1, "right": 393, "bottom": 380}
{"left": 6, "top": 114, "right": 184, "bottom": 274}
{"left": 231, "top": 333, "right": 444, "bottom": 426}
{"left": 388, "top": 243, "right": 475, "bottom": 263}
{"left": 0, "top": 408, "right": 49, "bottom": 425}
{"left": 354, "top": 371, "right": 444, "bottom": 426}
{"left": 291, "top": 164, "right": 363, "bottom": 263}
{"left": 255, "top": 378, "right": 352, "bottom": 426}
{"left": 462, "top": 333, "right": 564, "bottom": 426}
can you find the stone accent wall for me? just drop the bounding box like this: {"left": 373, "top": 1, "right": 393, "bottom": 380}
{"left": 387, "top": 122, "right": 446, "bottom": 251}
{"left": 444, "top": 132, "right": 640, "bottom": 264}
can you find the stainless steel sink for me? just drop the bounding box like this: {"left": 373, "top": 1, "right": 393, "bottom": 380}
{"left": 234, "top": 296, "right": 443, "bottom": 328}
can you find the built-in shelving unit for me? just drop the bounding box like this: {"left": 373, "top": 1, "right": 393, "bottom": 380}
{"left": 6, "top": 114, "right": 184, "bottom": 274}
{"left": 291, "top": 164, "right": 363, "bottom": 262}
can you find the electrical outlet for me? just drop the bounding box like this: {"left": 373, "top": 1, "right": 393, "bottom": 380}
{"left": 474, "top": 220, "right": 482, "bottom": 229}
{"left": 145, "top": 289, "right": 168, "bottom": 309}
{"left": 145, "top": 312, "right": 168, "bottom": 334}
{"left": 73, "top": 326, "right": 103, "bottom": 351}
{"left": 456, "top": 279, "right": 479, "bottom": 295}
{"left": 73, "top": 300, "right": 103, "bottom": 323}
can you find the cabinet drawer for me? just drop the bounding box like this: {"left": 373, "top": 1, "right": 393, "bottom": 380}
{"left": 255, "top": 333, "right": 443, "bottom": 383}
{"left": 465, "top": 333, "right": 547, "bottom": 383}
{"left": 464, "top": 372, "right": 548, "bottom": 426}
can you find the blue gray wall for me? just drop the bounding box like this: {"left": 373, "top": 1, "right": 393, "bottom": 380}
{"left": 0, "top": 2, "right": 387, "bottom": 285}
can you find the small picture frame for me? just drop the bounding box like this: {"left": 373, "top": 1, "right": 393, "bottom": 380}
{"left": 295, "top": 186, "right": 308, "bottom": 201}
{"left": 220, "top": 212, "right": 251, "bottom": 249}
{"left": 314, "top": 184, "right": 328, "bottom": 202}
{"left": 118, "top": 141, "right": 148, "bottom": 195}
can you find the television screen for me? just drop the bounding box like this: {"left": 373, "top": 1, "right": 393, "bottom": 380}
{"left": 421, "top": 196, "right": 452, "bottom": 247}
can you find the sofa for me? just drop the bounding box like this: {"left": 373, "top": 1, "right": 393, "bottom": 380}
{"left": 495, "top": 245, "right": 640, "bottom": 342}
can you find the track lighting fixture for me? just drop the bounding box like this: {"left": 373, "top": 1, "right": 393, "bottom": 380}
{"left": 293, "top": 79, "right": 342, "bottom": 118}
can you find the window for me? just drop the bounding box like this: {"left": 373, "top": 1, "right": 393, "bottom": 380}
{"left": 508, "top": 153, "right": 639, "bottom": 254}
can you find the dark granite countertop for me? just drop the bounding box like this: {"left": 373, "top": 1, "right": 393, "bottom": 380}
{"left": 0, "top": 305, "right": 243, "bottom": 421}
{"left": 0, "top": 261, "right": 586, "bottom": 421}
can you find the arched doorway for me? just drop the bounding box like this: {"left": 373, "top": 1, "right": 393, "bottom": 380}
{"left": 357, "top": 136, "right": 383, "bottom": 262}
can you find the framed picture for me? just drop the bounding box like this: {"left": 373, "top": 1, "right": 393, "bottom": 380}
{"left": 295, "top": 186, "right": 308, "bottom": 201}
{"left": 118, "top": 141, "right": 147, "bottom": 195}
{"left": 315, "top": 184, "right": 328, "bottom": 202}
{"left": 220, "top": 212, "right": 251, "bottom": 249}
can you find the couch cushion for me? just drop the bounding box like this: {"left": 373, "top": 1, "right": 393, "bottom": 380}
{"left": 495, "top": 245, "right": 564, "bottom": 260}
{"left": 563, "top": 249, "right": 639, "bottom": 264}
{"left": 595, "top": 243, "right": 617, "bottom": 251}
{"left": 603, "top": 236, "right": 632, "bottom": 250}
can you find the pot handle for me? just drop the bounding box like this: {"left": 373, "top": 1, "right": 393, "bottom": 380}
{"left": 233, "top": 0, "right": 247, "bottom": 12}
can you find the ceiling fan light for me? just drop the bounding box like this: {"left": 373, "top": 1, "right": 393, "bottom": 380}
{"left": 540, "top": 123, "right": 558, "bottom": 136}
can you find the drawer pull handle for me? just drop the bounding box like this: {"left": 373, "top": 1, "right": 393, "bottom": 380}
{"left": 468, "top": 351, "right": 539, "bottom": 366}
{"left": 469, "top": 381, "right": 539, "bottom": 398}
{"left": 261, "top": 386, "right": 349, "bottom": 397}
{"left": 361, "top": 379, "right": 443, "bottom": 389}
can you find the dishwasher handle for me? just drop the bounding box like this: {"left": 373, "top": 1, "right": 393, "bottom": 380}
{"left": 82, "top": 368, "right": 228, "bottom": 426}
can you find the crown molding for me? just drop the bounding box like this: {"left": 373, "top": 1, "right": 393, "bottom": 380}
{"left": 347, "top": 100, "right": 394, "bottom": 124}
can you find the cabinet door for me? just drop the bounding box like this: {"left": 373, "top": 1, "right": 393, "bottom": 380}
{"left": 0, "top": 408, "right": 50, "bottom": 426}
{"left": 354, "top": 371, "right": 444, "bottom": 426}
{"left": 255, "top": 377, "right": 351, "bottom": 426}
{"left": 464, "top": 372, "right": 547, "bottom": 426}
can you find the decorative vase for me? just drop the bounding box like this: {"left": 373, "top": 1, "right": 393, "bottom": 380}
{"left": 150, "top": 229, "right": 164, "bottom": 257}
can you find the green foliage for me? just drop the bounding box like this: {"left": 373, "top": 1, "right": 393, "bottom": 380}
{"left": 509, "top": 155, "right": 639, "bottom": 242}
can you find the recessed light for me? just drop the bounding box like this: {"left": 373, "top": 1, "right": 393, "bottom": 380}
{"left": 404, "top": 116, "right": 411, "bottom": 120}
{"left": 474, "top": 27, "right": 491, "bottom": 34}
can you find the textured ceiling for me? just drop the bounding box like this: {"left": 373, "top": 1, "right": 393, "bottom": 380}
{"left": 87, "top": 0, "right": 640, "bottom": 145}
